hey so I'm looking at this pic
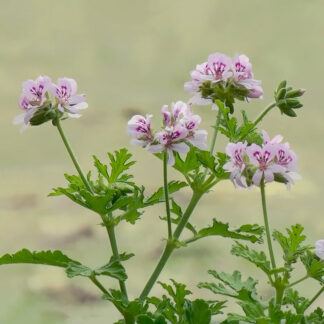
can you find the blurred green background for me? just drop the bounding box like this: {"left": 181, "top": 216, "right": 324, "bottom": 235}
{"left": 1, "top": 0, "right": 324, "bottom": 323}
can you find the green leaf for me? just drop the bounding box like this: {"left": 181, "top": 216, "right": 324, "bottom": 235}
{"left": 208, "top": 300, "right": 227, "bottom": 315}
{"left": 186, "top": 299, "right": 211, "bottom": 324}
{"left": 301, "top": 251, "right": 324, "bottom": 283}
{"left": 66, "top": 253, "right": 131, "bottom": 281}
{"left": 237, "top": 300, "right": 265, "bottom": 319}
{"left": 0, "top": 249, "right": 79, "bottom": 268}
{"left": 188, "top": 219, "right": 263, "bottom": 244}
{"left": 283, "top": 288, "right": 309, "bottom": 314}
{"left": 159, "top": 199, "right": 196, "bottom": 235}
{"left": 273, "top": 224, "right": 311, "bottom": 264}
{"left": 93, "top": 155, "right": 109, "bottom": 180}
{"left": 66, "top": 262, "right": 93, "bottom": 278}
{"left": 108, "top": 148, "right": 135, "bottom": 183}
{"left": 231, "top": 242, "right": 271, "bottom": 275}
{"left": 136, "top": 315, "right": 167, "bottom": 324}
{"left": 145, "top": 181, "right": 187, "bottom": 205}
{"left": 195, "top": 150, "right": 217, "bottom": 174}
{"left": 95, "top": 255, "right": 128, "bottom": 281}
{"left": 307, "top": 308, "right": 324, "bottom": 323}
{"left": 198, "top": 270, "right": 259, "bottom": 304}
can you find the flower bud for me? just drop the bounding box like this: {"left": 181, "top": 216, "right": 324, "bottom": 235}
{"left": 286, "top": 89, "right": 306, "bottom": 98}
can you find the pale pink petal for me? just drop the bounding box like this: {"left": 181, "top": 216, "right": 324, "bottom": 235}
{"left": 263, "top": 169, "right": 274, "bottom": 183}
{"left": 167, "top": 148, "right": 175, "bottom": 165}
{"left": 172, "top": 142, "right": 190, "bottom": 154}
{"left": 252, "top": 170, "right": 263, "bottom": 186}
{"left": 13, "top": 113, "right": 25, "bottom": 125}
{"left": 147, "top": 144, "right": 164, "bottom": 153}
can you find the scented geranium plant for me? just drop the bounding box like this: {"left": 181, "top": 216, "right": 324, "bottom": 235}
{"left": 3, "top": 52, "right": 323, "bottom": 324}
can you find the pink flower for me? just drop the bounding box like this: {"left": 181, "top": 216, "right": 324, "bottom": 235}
{"left": 232, "top": 54, "right": 263, "bottom": 99}
{"left": 262, "top": 130, "right": 283, "bottom": 145}
{"left": 127, "top": 114, "right": 153, "bottom": 147}
{"left": 275, "top": 143, "right": 300, "bottom": 188}
{"left": 50, "top": 78, "right": 88, "bottom": 117}
{"left": 223, "top": 142, "right": 248, "bottom": 188}
{"left": 150, "top": 125, "right": 190, "bottom": 165}
{"left": 185, "top": 52, "right": 263, "bottom": 109}
{"left": 162, "top": 101, "right": 188, "bottom": 127}
{"left": 247, "top": 86, "right": 264, "bottom": 99}
{"left": 13, "top": 76, "right": 52, "bottom": 132}
{"left": 246, "top": 143, "right": 286, "bottom": 186}
{"left": 263, "top": 130, "right": 300, "bottom": 187}
{"left": 207, "top": 53, "right": 233, "bottom": 82}
{"left": 128, "top": 101, "right": 208, "bottom": 165}
{"left": 315, "top": 240, "right": 324, "bottom": 260}
{"left": 184, "top": 53, "right": 232, "bottom": 110}
{"left": 22, "top": 75, "right": 51, "bottom": 105}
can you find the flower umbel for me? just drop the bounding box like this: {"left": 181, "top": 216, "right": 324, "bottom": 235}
{"left": 14, "top": 76, "right": 88, "bottom": 131}
{"left": 14, "top": 76, "right": 52, "bottom": 131}
{"left": 185, "top": 52, "right": 263, "bottom": 112}
{"left": 127, "top": 101, "right": 207, "bottom": 165}
{"left": 224, "top": 131, "right": 299, "bottom": 188}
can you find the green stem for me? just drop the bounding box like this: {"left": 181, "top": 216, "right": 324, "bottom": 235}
{"left": 163, "top": 150, "right": 172, "bottom": 239}
{"left": 89, "top": 275, "right": 109, "bottom": 295}
{"left": 305, "top": 286, "right": 324, "bottom": 311}
{"left": 288, "top": 274, "right": 309, "bottom": 288}
{"left": 252, "top": 102, "right": 276, "bottom": 127}
{"left": 260, "top": 178, "right": 277, "bottom": 277}
{"left": 106, "top": 224, "right": 129, "bottom": 301}
{"left": 203, "top": 109, "right": 222, "bottom": 181}
{"left": 238, "top": 102, "right": 276, "bottom": 142}
{"left": 55, "top": 118, "right": 93, "bottom": 193}
{"left": 54, "top": 118, "right": 131, "bottom": 319}
{"left": 139, "top": 191, "right": 202, "bottom": 301}
{"left": 209, "top": 109, "right": 222, "bottom": 155}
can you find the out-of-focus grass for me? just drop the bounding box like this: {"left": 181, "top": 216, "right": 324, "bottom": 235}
{"left": 0, "top": 0, "right": 324, "bottom": 322}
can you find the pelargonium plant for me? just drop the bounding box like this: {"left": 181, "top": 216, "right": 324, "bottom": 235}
{"left": 3, "top": 52, "right": 323, "bottom": 324}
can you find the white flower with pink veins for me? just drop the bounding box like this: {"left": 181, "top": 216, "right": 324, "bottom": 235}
{"left": 223, "top": 142, "right": 248, "bottom": 188}
{"left": 13, "top": 75, "right": 52, "bottom": 132}
{"left": 128, "top": 101, "right": 208, "bottom": 165}
{"left": 315, "top": 240, "right": 324, "bottom": 260}
{"left": 232, "top": 54, "right": 263, "bottom": 99}
{"left": 50, "top": 78, "right": 88, "bottom": 118}
{"left": 127, "top": 114, "right": 153, "bottom": 148}
{"left": 246, "top": 143, "right": 286, "bottom": 186}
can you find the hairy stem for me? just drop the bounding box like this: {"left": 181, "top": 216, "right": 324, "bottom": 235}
{"left": 305, "top": 286, "right": 324, "bottom": 311}
{"left": 163, "top": 150, "right": 172, "bottom": 239}
{"left": 55, "top": 118, "right": 129, "bottom": 312}
{"left": 260, "top": 178, "right": 277, "bottom": 273}
{"left": 55, "top": 118, "right": 93, "bottom": 193}
{"left": 139, "top": 191, "right": 202, "bottom": 301}
{"left": 90, "top": 275, "right": 109, "bottom": 295}
{"left": 288, "top": 274, "right": 309, "bottom": 288}
{"left": 253, "top": 102, "right": 276, "bottom": 128}
{"left": 203, "top": 109, "right": 222, "bottom": 181}
{"left": 209, "top": 109, "right": 222, "bottom": 155}
{"left": 107, "top": 224, "right": 129, "bottom": 301}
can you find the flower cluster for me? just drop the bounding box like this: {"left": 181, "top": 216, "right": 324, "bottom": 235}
{"left": 223, "top": 131, "right": 299, "bottom": 188}
{"left": 315, "top": 240, "right": 324, "bottom": 260}
{"left": 127, "top": 101, "right": 207, "bottom": 165}
{"left": 14, "top": 76, "right": 87, "bottom": 131}
{"left": 184, "top": 53, "right": 263, "bottom": 111}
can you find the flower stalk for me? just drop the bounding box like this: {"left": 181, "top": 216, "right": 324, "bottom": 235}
{"left": 139, "top": 190, "right": 202, "bottom": 301}
{"left": 55, "top": 117, "right": 129, "bottom": 304}
{"left": 55, "top": 117, "right": 93, "bottom": 193}
{"left": 163, "top": 150, "right": 173, "bottom": 239}
{"left": 260, "top": 178, "right": 277, "bottom": 276}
